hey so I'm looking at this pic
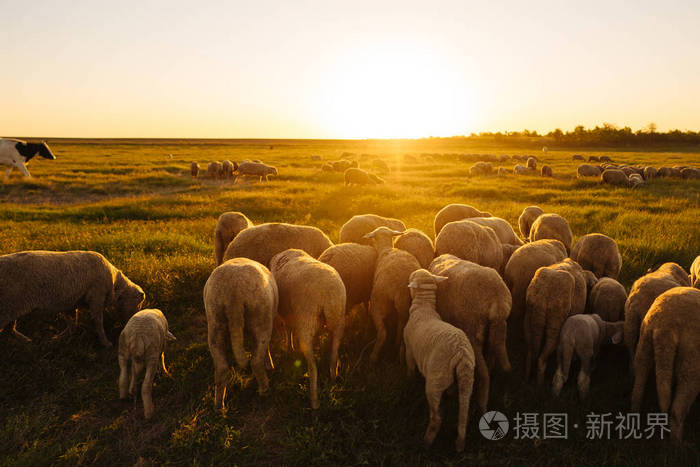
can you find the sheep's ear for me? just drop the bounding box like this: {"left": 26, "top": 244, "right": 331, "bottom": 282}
{"left": 363, "top": 232, "right": 375, "bottom": 239}
{"left": 612, "top": 331, "right": 623, "bottom": 345}
{"left": 407, "top": 281, "right": 418, "bottom": 289}
{"left": 391, "top": 230, "right": 404, "bottom": 236}
{"left": 432, "top": 275, "right": 449, "bottom": 283}
{"left": 166, "top": 331, "right": 176, "bottom": 341}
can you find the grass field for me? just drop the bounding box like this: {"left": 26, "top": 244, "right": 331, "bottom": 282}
{"left": 1, "top": 139, "right": 699, "bottom": 466}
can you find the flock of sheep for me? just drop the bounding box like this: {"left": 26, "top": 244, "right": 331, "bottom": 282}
{"left": 190, "top": 159, "right": 278, "bottom": 183}
{"left": 574, "top": 156, "right": 700, "bottom": 187}
{"left": 2, "top": 204, "right": 699, "bottom": 451}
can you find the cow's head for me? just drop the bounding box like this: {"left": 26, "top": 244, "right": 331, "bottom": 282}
{"left": 38, "top": 141, "right": 56, "bottom": 160}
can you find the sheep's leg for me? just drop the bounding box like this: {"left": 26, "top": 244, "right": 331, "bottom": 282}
{"left": 473, "top": 350, "right": 490, "bottom": 414}
{"left": 298, "top": 329, "right": 319, "bottom": 409}
{"left": 11, "top": 321, "right": 32, "bottom": 342}
{"left": 208, "top": 319, "right": 230, "bottom": 410}
{"left": 251, "top": 329, "right": 271, "bottom": 394}
{"left": 141, "top": 359, "right": 157, "bottom": 419}
{"left": 227, "top": 312, "right": 248, "bottom": 369}
{"left": 369, "top": 301, "right": 387, "bottom": 365}
{"left": 130, "top": 360, "right": 143, "bottom": 397}
{"left": 423, "top": 380, "right": 444, "bottom": 447}
{"left": 668, "top": 363, "right": 699, "bottom": 443}
{"left": 118, "top": 354, "right": 130, "bottom": 399}
{"left": 395, "top": 308, "right": 408, "bottom": 365}
{"left": 552, "top": 341, "right": 573, "bottom": 396}
{"left": 405, "top": 344, "right": 416, "bottom": 378}
{"left": 630, "top": 329, "right": 653, "bottom": 411}
{"left": 455, "top": 358, "right": 474, "bottom": 452}
{"left": 577, "top": 353, "right": 593, "bottom": 399}
{"left": 624, "top": 313, "right": 641, "bottom": 371}
{"left": 325, "top": 307, "right": 345, "bottom": 382}
{"left": 88, "top": 299, "right": 111, "bottom": 347}
{"left": 536, "top": 315, "right": 563, "bottom": 386}
{"left": 653, "top": 330, "right": 677, "bottom": 413}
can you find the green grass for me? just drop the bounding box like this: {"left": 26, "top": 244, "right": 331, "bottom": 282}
{"left": 1, "top": 139, "right": 699, "bottom": 466}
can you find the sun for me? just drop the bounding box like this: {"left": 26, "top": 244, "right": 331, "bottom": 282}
{"left": 314, "top": 41, "right": 478, "bottom": 139}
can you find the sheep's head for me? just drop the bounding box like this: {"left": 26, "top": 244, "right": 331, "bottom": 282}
{"left": 407, "top": 269, "right": 447, "bottom": 298}
{"left": 363, "top": 226, "right": 403, "bottom": 252}
{"left": 114, "top": 272, "right": 145, "bottom": 320}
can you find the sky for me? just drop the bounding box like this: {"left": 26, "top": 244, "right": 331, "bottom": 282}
{"left": 1, "top": 0, "right": 699, "bottom": 139}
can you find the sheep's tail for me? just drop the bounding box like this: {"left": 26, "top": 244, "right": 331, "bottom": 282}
{"left": 454, "top": 346, "right": 475, "bottom": 451}
{"left": 127, "top": 333, "right": 147, "bottom": 363}
{"left": 652, "top": 329, "right": 678, "bottom": 413}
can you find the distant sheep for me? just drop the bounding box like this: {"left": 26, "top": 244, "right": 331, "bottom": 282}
{"left": 344, "top": 167, "right": 384, "bottom": 185}
{"left": 570, "top": 233, "right": 621, "bottom": 279}
{"left": 643, "top": 166, "right": 658, "bottom": 180}
{"left": 601, "top": 169, "right": 630, "bottom": 187}
{"left": 339, "top": 214, "right": 406, "bottom": 245}
{"left": 394, "top": 228, "right": 435, "bottom": 269}
{"left": 498, "top": 167, "right": 508, "bottom": 176}
{"left": 577, "top": 164, "right": 602, "bottom": 178}
{"left": 658, "top": 167, "right": 682, "bottom": 178}
{"left": 588, "top": 156, "right": 600, "bottom": 162}
{"left": 234, "top": 161, "right": 278, "bottom": 182}
{"left": 214, "top": 212, "right": 254, "bottom": 265}
{"left": 527, "top": 157, "right": 537, "bottom": 169}
{"left": 470, "top": 161, "right": 493, "bottom": 176}
{"left": 190, "top": 162, "right": 199, "bottom": 178}
{"left": 221, "top": 160, "right": 238, "bottom": 179}
{"left": 514, "top": 164, "right": 535, "bottom": 175}
{"left": 207, "top": 161, "right": 223, "bottom": 179}
{"left": 572, "top": 155, "right": 585, "bottom": 161}
{"left": 433, "top": 203, "right": 492, "bottom": 237}
{"left": 681, "top": 167, "right": 700, "bottom": 179}
{"left": 0, "top": 138, "right": 56, "bottom": 178}
{"left": 330, "top": 159, "right": 358, "bottom": 172}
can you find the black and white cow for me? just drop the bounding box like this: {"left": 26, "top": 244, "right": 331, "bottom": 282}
{"left": 0, "top": 138, "right": 56, "bottom": 178}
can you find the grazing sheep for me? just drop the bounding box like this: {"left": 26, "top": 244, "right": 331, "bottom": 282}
{"left": 363, "top": 227, "right": 421, "bottom": 364}
{"left": 599, "top": 155, "right": 612, "bottom": 162}
{"left": 690, "top": 256, "right": 700, "bottom": 288}
{"left": 327, "top": 159, "right": 357, "bottom": 172}
{"left": 572, "top": 155, "right": 585, "bottom": 161}
{"left": 629, "top": 173, "right": 644, "bottom": 187}
{"left": 321, "top": 162, "right": 334, "bottom": 172}
{"left": 190, "top": 161, "right": 199, "bottom": 178}
{"left": 601, "top": 169, "right": 630, "bottom": 187}
{"left": 498, "top": 166, "right": 508, "bottom": 176}
{"left": 270, "top": 249, "right": 346, "bottom": 409}
{"left": 620, "top": 167, "right": 636, "bottom": 177}
{"left": 570, "top": 233, "right": 622, "bottom": 279}
{"left": 552, "top": 314, "right": 623, "bottom": 398}
{"left": 514, "top": 164, "right": 535, "bottom": 175}
{"left": 204, "top": 258, "right": 277, "bottom": 410}
{"left": 207, "top": 161, "right": 223, "bottom": 179}
{"left": 394, "top": 228, "right": 435, "bottom": 269}
{"left": 118, "top": 309, "right": 175, "bottom": 419}
{"left": 0, "top": 138, "right": 56, "bottom": 178}
{"left": 541, "top": 165, "right": 553, "bottom": 177}
{"left": 577, "top": 164, "right": 602, "bottom": 178}
{"left": 658, "top": 167, "right": 682, "bottom": 178}
{"left": 529, "top": 213, "right": 573, "bottom": 253}
{"left": 433, "top": 203, "right": 492, "bottom": 237}
{"left": 588, "top": 277, "right": 627, "bottom": 321}
{"left": 631, "top": 287, "right": 700, "bottom": 442}
{"left": 403, "top": 269, "right": 475, "bottom": 452}
{"left": 624, "top": 263, "right": 690, "bottom": 363}
{"left": 430, "top": 254, "right": 511, "bottom": 413}
{"left": 469, "top": 216, "right": 524, "bottom": 246}
{"left": 525, "top": 259, "right": 586, "bottom": 384}
{"left": 527, "top": 157, "right": 537, "bottom": 169}
{"left": 681, "top": 167, "right": 700, "bottom": 179}
{"left": 344, "top": 167, "right": 384, "bottom": 185}
{"left": 372, "top": 159, "right": 390, "bottom": 172}
{"left": 435, "top": 220, "right": 504, "bottom": 273}
{"left": 589, "top": 156, "right": 600, "bottom": 162}
{"left": 469, "top": 161, "right": 493, "bottom": 176}
{"left": 223, "top": 223, "right": 333, "bottom": 266}
{"left": 339, "top": 214, "right": 406, "bottom": 246}
{"left": 221, "top": 160, "right": 238, "bottom": 179}
{"left": 504, "top": 239, "right": 568, "bottom": 319}
{"left": 518, "top": 206, "right": 544, "bottom": 240}
{"left": 0, "top": 251, "right": 145, "bottom": 347}
{"left": 234, "top": 161, "right": 278, "bottom": 182}
{"left": 318, "top": 242, "right": 377, "bottom": 313}
{"left": 643, "top": 166, "right": 658, "bottom": 180}
{"left": 214, "top": 212, "right": 254, "bottom": 265}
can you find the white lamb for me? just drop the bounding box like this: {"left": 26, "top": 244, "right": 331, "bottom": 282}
{"left": 403, "top": 269, "right": 475, "bottom": 452}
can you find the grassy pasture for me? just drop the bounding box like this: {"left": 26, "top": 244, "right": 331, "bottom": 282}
{"left": 0, "top": 139, "right": 699, "bottom": 466}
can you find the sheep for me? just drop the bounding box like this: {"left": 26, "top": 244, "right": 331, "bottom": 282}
{"left": 469, "top": 216, "right": 524, "bottom": 246}
{"left": 363, "top": 227, "right": 421, "bottom": 364}
{"left": 430, "top": 254, "right": 511, "bottom": 413}
{"left": 529, "top": 213, "right": 573, "bottom": 253}
{"left": 321, "top": 162, "right": 334, "bottom": 172}
{"left": 690, "top": 255, "right": 700, "bottom": 288}
{"left": 204, "top": 258, "right": 277, "bottom": 410}
{"left": 339, "top": 214, "right": 406, "bottom": 246}
{"left": 629, "top": 173, "right": 644, "bottom": 187}
{"left": 572, "top": 155, "right": 585, "bottom": 161}
{"left": 0, "top": 138, "right": 56, "bottom": 178}
{"left": 206, "top": 161, "right": 222, "bottom": 179}
{"left": 624, "top": 262, "right": 690, "bottom": 363}
{"left": 394, "top": 228, "right": 435, "bottom": 269}
{"left": 221, "top": 160, "right": 238, "bottom": 179}
{"left": 599, "top": 155, "right": 612, "bottom": 162}
{"left": 435, "top": 220, "right": 503, "bottom": 273}
{"left": 0, "top": 250, "right": 145, "bottom": 347}
{"left": 570, "top": 233, "right": 622, "bottom": 279}
{"left": 330, "top": 159, "right": 358, "bottom": 172}
{"left": 190, "top": 161, "right": 199, "bottom": 178}
{"left": 643, "top": 166, "right": 658, "bottom": 180}
{"left": 658, "top": 167, "right": 682, "bottom": 178}
{"left": 589, "top": 156, "right": 600, "bottom": 162}
{"left": 504, "top": 239, "right": 567, "bottom": 319}
{"left": 577, "top": 164, "right": 602, "bottom": 178}
{"left": 588, "top": 277, "right": 627, "bottom": 321}
{"left": 344, "top": 167, "right": 384, "bottom": 185}
{"left": 681, "top": 167, "right": 700, "bottom": 179}
{"left": 498, "top": 166, "right": 508, "bottom": 176}
{"left": 552, "top": 314, "right": 623, "bottom": 398}
{"left": 527, "top": 157, "right": 537, "bottom": 169}
{"left": 310, "top": 155, "right": 322, "bottom": 161}
{"left": 318, "top": 242, "right": 377, "bottom": 314}
{"left": 631, "top": 287, "right": 700, "bottom": 442}
{"left": 214, "top": 212, "right": 254, "bottom": 265}
{"left": 620, "top": 166, "right": 636, "bottom": 177}
{"left": 234, "top": 161, "right": 278, "bottom": 182}
{"left": 118, "top": 309, "right": 175, "bottom": 419}
{"left": 518, "top": 206, "right": 544, "bottom": 240}
{"left": 525, "top": 259, "right": 586, "bottom": 384}
{"left": 513, "top": 164, "right": 535, "bottom": 175}
{"left": 270, "top": 249, "right": 346, "bottom": 409}
{"left": 223, "top": 222, "right": 333, "bottom": 266}
{"left": 372, "top": 159, "right": 390, "bottom": 172}
{"left": 403, "top": 269, "right": 475, "bottom": 452}
{"left": 540, "top": 165, "right": 553, "bottom": 177}
{"left": 433, "top": 203, "right": 492, "bottom": 237}
{"left": 469, "top": 161, "right": 493, "bottom": 176}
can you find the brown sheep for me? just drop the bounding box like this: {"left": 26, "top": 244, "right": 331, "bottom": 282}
{"left": 541, "top": 165, "right": 553, "bottom": 177}
{"left": 588, "top": 277, "right": 627, "bottom": 321}
{"left": 601, "top": 169, "right": 630, "bottom": 187}
{"left": 435, "top": 220, "right": 504, "bottom": 273}
{"left": 190, "top": 161, "right": 199, "bottom": 178}
{"left": 518, "top": 206, "right": 544, "bottom": 240}
{"left": 339, "top": 214, "right": 406, "bottom": 246}
{"left": 214, "top": 212, "right": 254, "bottom": 265}
{"left": 433, "top": 203, "right": 492, "bottom": 237}
{"left": 394, "top": 228, "right": 435, "bottom": 269}
{"left": 570, "top": 233, "right": 622, "bottom": 279}
{"left": 529, "top": 213, "right": 573, "bottom": 253}
{"left": 577, "top": 164, "right": 602, "bottom": 178}
{"left": 344, "top": 167, "right": 384, "bottom": 186}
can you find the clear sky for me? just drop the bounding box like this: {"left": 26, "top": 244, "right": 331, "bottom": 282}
{"left": 2, "top": 0, "right": 699, "bottom": 138}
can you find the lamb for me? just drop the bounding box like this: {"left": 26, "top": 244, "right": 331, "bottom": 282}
{"left": 435, "top": 220, "right": 503, "bottom": 273}
{"left": 631, "top": 287, "right": 700, "bottom": 442}
{"left": 552, "top": 314, "right": 624, "bottom": 398}
{"left": 344, "top": 167, "right": 384, "bottom": 185}
{"left": 403, "top": 269, "right": 475, "bottom": 452}
{"left": 270, "top": 249, "right": 346, "bottom": 409}
{"left": 529, "top": 213, "right": 573, "bottom": 253}
{"left": 318, "top": 242, "right": 377, "bottom": 313}
{"left": 469, "top": 216, "right": 524, "bottom": 246}
{"left": 363, "top": 227, "right": 421, "bottom": 364}
{"left": 433, "top": 203, "right": 492, "bottom": 237}
{"left": 393, "top": 228, "right": 434, "bottom": 269}
{"left": 339, "top": 214, "right": 406, "bottom": 245}
{"left": 430, "top": 254, "right": 511, "bottom": 413}
{"left": 588, "top": 277, "right": 627, "bottom": 321}
{"left": 504, "top": 239, "right": 567, "bottom": 318}
{"left": 207, "top": 161, "right": 223, "bottom": 179}
{"left": 0, "top": 250, "right": 145, "bottom": 347}
{"left": 190, "top": 161, "right": 199, "bottom": 178}
{"left": 234, "top": 161, "right": 278, "bottom": 182}
{"left": 643, "top": 166, "right": 658, "bottom": 180}
{"left": 540, "top": 165, "right": 553, "bottom": 177}
{"left": 0, "top": 138, "right": 56, "bottom": 178}
{"left": 214, "top": 212, "right": 254, "bottom": 265}
{"left": 204, "top": 258, "right": 277, "bottom": 410}
{"left": 527, "top": 157, "right": 537, "bottom": 170}
{"left": 518, "top": 206, "right": 544, "bottom": 239}
{"left": 577, "top": 164, "right": 602, "bottom": 178}
{"left": 691, "top": 255, "right": 700, "bottom": 288}
{"left": 525, "top": 259, "right": 587, "bottom": 384}
{"left": 601, "top": 169, "right": 630, "bottom": 187}
{"left": 223, "top": 222, "right": 333, "bottom": 266}
{"left": 624, "top": 262, "right": 690, "bottom": 363}
{"left": 570, "top": 233, "right": 622, "bottom": 279}
{"left": 118, "top": 309, "right": 175, "bottom": 419}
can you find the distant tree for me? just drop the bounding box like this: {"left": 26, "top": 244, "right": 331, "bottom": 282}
{"left": 647, "top": 122, "right": 657, "bottom": 133}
